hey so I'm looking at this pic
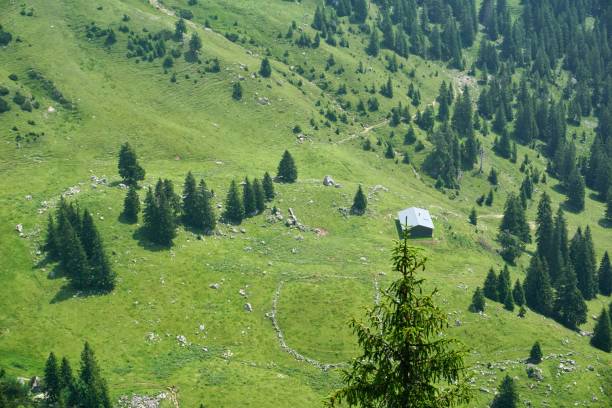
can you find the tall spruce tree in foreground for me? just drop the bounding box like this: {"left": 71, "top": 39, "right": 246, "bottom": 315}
{"left": 252, "top": 178, "right": 265, "bottom": 214}
{"left": 590, "top": 308, "right": 611, "bottom": 353}
{"left": 327, "top": 232, "right": 472, "bottom": 407}
{"left": 195, "top": 179, "right": 216, "bottom": 232}
{"left": 262, "top": 171, "right": 275, "bottom": 201}
{"left": 529, "top": 341, "right": 543, "bottom": 364}
{"left": 490, "top": 375, "right": 518, "bottom": 408}
{"left": 118, "top": 142, "right": 145, "bottom": 186}
{"left": 243, "top": 177, "right": 257, "bottom": 217}
{"left": 76, "top": 342, "right": 111, "bottom": 408}
{"left": 570, "top": 227, "right": 597, "bottom": 300}
{"left": 351, "top": 185, "right": 367, "bottom": 215}
{"left": 143, "top": 181, "right": 176, "bottom": 246}
{"left": 599, "top": 252, "right": 612, "bottom": 296}
{"left": 223, "top": 180, "right": 244, "bottom": 224}
{"left": 524, "top": 255, "right": 554, "bottom": 317}
{"left": 277, "top": 150, "right": 297, "bottom": 183}
{"left": 122, "top": 185, "right": 140, "bottom": 223}
{"left": 535, "top": 192, "right": 554, "bottom": 270}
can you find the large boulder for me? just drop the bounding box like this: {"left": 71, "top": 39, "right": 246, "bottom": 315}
{"left": 323, "top": 175, "right": 335, "bottom": 186}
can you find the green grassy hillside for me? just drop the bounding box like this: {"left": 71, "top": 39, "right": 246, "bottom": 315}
{"left": 0, "top": 0, "right": 610, "bottom": 406}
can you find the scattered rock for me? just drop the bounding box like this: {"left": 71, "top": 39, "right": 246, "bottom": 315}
{"left": 15, "top": 224, "right": 23, "bottom": 234}
{"left": 176, "top": 335, "right": 188, "bottom": 347}
{"left": 209, "top": 283, "right": 220, "bottom": 289}
{"left": 526, "top": 364, "right": 544, "bottom": 381}
{"left": 323, "top": 175, "right": 335, "bottom": 186}
{"left": 257, "top": 96, "right": 270, "bottom": 105}
{"left": 239, "top": 289, "right": 247, "bottom": 297}
{"left": 244, "top": 303, "right": 253, "bottom": 312}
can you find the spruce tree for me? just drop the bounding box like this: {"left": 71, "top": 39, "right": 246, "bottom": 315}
{"left": 452, "top": 86, "right": 473, "bottom": 138}
{"left": 553, "top": 266, "right": 587, "bottom": 330}
{"left": 351, "top": 185, "right": 367, "bottom": 215}
{"left": 44, "top": 214, "right": 60, "bottom": 261}
{"left": 259, "top": 57, "right": 271, "bottom": 78}
{"left": 366, "top": 27, "right": 379, "bottom": 56}
{"left": 77, "top": 342, "right": 111, "bottom": 408}
{"left": 485, "top": 189, "right": 494, "bottom": 206}
{"left": 44, "top": 352, "right": 61, "bottom": 403}
{"left": 529, "top": 341, "right": 542, "bottom": 364}
{"left": 195, "top": 179, "right": 216, "bottom": 232}
{"left": 223, "top": 180, "right": 244, "bottom": 224}
{"left": 503, "top": 292, "right": 514, "bottom": 311}
{"left": 252, "top": 178, "right": 265, "bottom": 214}
{"left": 499, "top": 193, "right": 530, "bottom": 243}
{"left": 232, "top": 82, "right": 243, "bottom": 100}
{"left": 182, "top": 171, "right": 198, "bottom": 227}
{"left": 599, "top": 252, "right": 612, "bottom": 296}
{"left": 277, "top": 150, "right": 297, "bottom": 183}
{"left": 488, "top": 168, "right": 498, "bottom": 185}
{"left": 490, "top": 375, "right": 519, "bottom": 408}
{"left": 262, "top": 171, "right": 275, "bottom": 201}
{"left": 483, "top": 268, "right": 498, "bottom": 301}
{"left": 566, "top": 170, "right": 585, "bottom": 212}
{"left": 327, "top": 233, "right": 472, "bottom": 407}
{"left": 60, "top": 220, "right": 90, "bottom": 290}
{"left": 469, "top": 287, "right": 485, "bottom": 312}
{"left": 81, "top": 210, "right": 115, "bottom": 291}
{"left": 352, "top": 0, "right": 368, "bottom": 23}
{"left": 243, "top": 177, "right": 257, "bottom": 217}
{"left": 512, "top": 279, "right": 525, "bottom": 306}
{"left": 118, "top": 142, "right": 145, "bottom": 186}
{"left": 524, "top": 256, "right": 554, "bottom": 317}
{"left": 570, "top": 228, "right": 596, "bottom": 300}
{"left": 497, "top": 265, "right": 511, "bottom": 305}
{"left": 469, "top": 208, "right": 477, "bottom": 226}
{"left": 122, "top": 185, "right": 140, "bottom": 223}
{"left": 536, "top": 192, "right": 554, "bottom": 270}
{"left": 590, "top": 308, "right": 611, "bottom": 353}
{"left": 551, "top": 207, "right": 570, "bottom": 284}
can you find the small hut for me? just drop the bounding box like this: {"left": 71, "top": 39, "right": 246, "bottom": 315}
{"left": 397, "top": 207, "right": 434, "bottom": 238}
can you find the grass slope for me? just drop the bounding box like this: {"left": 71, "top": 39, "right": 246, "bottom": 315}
{"left": 0, "top": 0, "right": 610, "bottom": 406}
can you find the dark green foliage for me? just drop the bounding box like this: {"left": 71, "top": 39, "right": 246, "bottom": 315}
{"left": 76, "top": 342, "right": 111, "bottom": 407}
{"left": 243, "top": 177, "right": 257, "bottom": 217}
{"left": 259, "top": 57, "right": 272, "bottom": 78}
{"left": 512, "top": 279, "right": 525, "bottom": 306}
{"left": 195, "top": 179, "right": 216, "bottom": 232}
{"left": 0, "top": 97, "right": 9, "bottom": 113}
{"left": 143, "top": 181, "right": 177, "bottom": 246}
{"left": 352, "top": 0, "right": 368, "bottom": 23}
{"left": 553, "top": 267, "right": 587, "bottom": 330}
{"left": 122, "top": 185, "right": 140, "bottom": 223}
{"left": 366, "top": 27, "right": 379, "bottom": 56}
{"left": 490, "top": 375, "right": 519, "bottom": 408}
{"left": 452, "top": 86, "right": 473, "bottom": 139}
{"left": 599, "top": 252, "right": 612, "bottom": 296}
{"left": 262, "top": 172, "right": 275, "bottom": 201}
{"left": 351, "top": 185, "right": 367, "bottom": 215}
{"left": 0, "top": 369, "right": 31, "bottom": 407}
{"left": 182, "top": 171, "right": 198, "bottom": 226}
{"left": 44, "top": 352, "right": 61, "bottom": 403}
{"left": 485, "top": 189, "right": 494, "bottom": 206}
{"left": 499, "top": 193, "right": 530, "bottom": 243}
{"left": 328, "top": 234, "right": 472, "bottom": 407}
{"left": 174, "top": 18, "right": 187, "bottom": 40}
{"left": 277, "top": 150, "right": 297, "bottom": 183}
{"left": 469, "top": 287, "right": 485, "bottom": 312}
{"left": 60, "top": 357, "right": 74, "bottom": 392}
{"left": 423, "top": 123, "right": 461, "bottom": 189}
{"left": 0, "top": 27, "right": 12, "bottom": 46}
{"left": 524, "top": 256, "right": 554, "bottom": 317}
{"left": 569, "top": 227, "right": 597, "bottom": 300}
{"left": 483, "top": 268, "right": 498, "bottom": 301}
{"left": 223, "top": 180, "right": 244, "bottom": 224}
{"left": 535, "top": 193, "right": 554, "bottom": 273}
{"left": 253, "top": 178, "right": 265, "bottom": 214}
{"left": 232, "top": 82, "right": 242, "bottom": 100}
{"left": 488, "top": 168, "right": 498, "bottom": 185}
{"left": 550, "top": 207, "right": 570, "bottom": 284}
{"left": 590, "top": 308, "right": 611, "bottom": 353}
{"left": 503, "top": 291, "right": 514, "bottom": 311}
{"left": 44, "top": 214, "right": 60, "bottom": 261}
{"left": 529, "top": 341, "right": 543, "bottom": 364}
{"left": 118, "top": 142, "right": 145, "bottom": 186}
{"left": 497, "top": 265, "right": 511, "bottom": 306}
{"left": 469, "top": 208, "right": 477, "bottom": 226}
{"left": 384, "top": 143, "right": 395, "bottom": 159}
{"left": 81, "top": 210, "right": 115, "bottom": 291}
{"left": 566, "top": 170, "right": 585, "bottom": 212}
{"left": 188, "top": 33, "right": 202, "bottom": 55}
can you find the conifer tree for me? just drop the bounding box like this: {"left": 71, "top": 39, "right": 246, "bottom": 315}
{"left": 469, "top": 208, "right": 477, "bottom": 226}
{"left": 252, "top": 178, "right": 265, "bottom": 214}
{"left": 512, "top": 279, "right": 525, "bottom": 306}
{"left": 488, "top": 168, "right": 498, "bottom": 185}
{"left": 262, "top": 171, "right": 275, "bottom": 201}
{"left": 536, "top": 192, "right": 554, "bottom": 270}
{"left": 259, "top": 57, "right": 272, "bottom": 78}
{"left": 60, "top": 356, "right": 73, "bottom": 391}
{"left": 524, "top": 256, "right": 554, "bottom": 317}
{"left": 243, "top": 177, "right": 257, "bottom": 217}
{"left": 570, "top": 228, "right": 596, "bottom": 300}
{"left": 328, "top": 233, "right": 472, "bottom": 407}
{"left": 553, "top": 266, "right": 587, "bottom": 330}
{"left": 590, "top": 308, "right": 611, "bottom": 353}
{"left": 122, "top": 185, "right": 140, "bottom": 223}
{"left": 351, "top": 185, "right": 367, "bottom": 215}
{"left": 550, "top": 207, "right": 569, "bottom": 284}
{"left": 485, "top": 189, "right": 494, "bottom": 206}
{"left": 277, "top": 150, "right": 297, "bottom": 183}
{"left": 529, "top": 341, "right": 542, "bottom": 364}
{"left": 483, "top": 268, "right": 498, "bottom": 301}
{"left": 118, "top": 142, "right": 145, "bottom": 186}
{"left": 366, "top": 27, "right": 379, "bottom": 56}
{"left": 44, "top": 352, "right": 61, "bottom": 403}
{"left": 59, "top": 220, "right": 90, "bottom": 290}
{"left": 44, "top": 214, "right": 60, "bottom": 261}
{"left": 385, "top": 143, "right": 395, "bottom": 159}
{"left": 352, "top": 0, "right": 368, "bottom": 23}
{"left": 223, "top": 180, "right": 244, "bottom": 224}
{"left": 452, "top": 86, "right": 473, "bottom": 139}
{"left": 566, "top": 170, "right": 585, "bottom": 212}
{"left": 490, "top": 375, "right": 519, "bottom": 408}
{"left": 81, "top": 210, "right": 115, "bottom": 291}
{"left": 182, "top": 171, "right": 198, "bottom": 226}
{"left": 469, "top": 287, "right": 485, "bottom": 312}
{"left": 195, "top": 179, "right": 216, "bottom": 232}
{"left": 497, "top": 265, "right": 511, "bottom": 305}
{"left": 599, "top": 252, "right": 612, "bottom": 296}
{"left": 143, "top": 182, "right": 176, "bottom": 246}
{"left": 77, "top": 342, "right": 111, "bottom": 408}
{"left": 499, "top": 193, "right": 530, "bottom": 243}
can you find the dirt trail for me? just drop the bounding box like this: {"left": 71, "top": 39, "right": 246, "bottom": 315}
{"left": 336, "top": 119, "right": 389, "bottom": 144}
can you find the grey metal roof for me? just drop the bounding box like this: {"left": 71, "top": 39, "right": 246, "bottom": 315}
{"left": 397, "top": 207, "right": 434, "bottom": 230}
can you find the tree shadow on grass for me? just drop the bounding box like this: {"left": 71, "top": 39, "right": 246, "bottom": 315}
{"left": 50, "top": 284, "right": 110, "bottom": 304}
{"left": 117, "top": 212, "right": 137, "bottom": 225}
{"left": 132, "top": 226, "right": 172, "bottom": 252}
{"left": 598, "top": 218, "right": 612, "bottom": 229}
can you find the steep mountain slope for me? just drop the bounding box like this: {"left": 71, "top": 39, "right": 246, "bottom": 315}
{"left": 0, "top": 0, "right": 610, "bottom": 406}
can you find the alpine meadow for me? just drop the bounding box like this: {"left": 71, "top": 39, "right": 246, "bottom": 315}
{"left": 1, "top": 0, "right": 612, "bottom": 407}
